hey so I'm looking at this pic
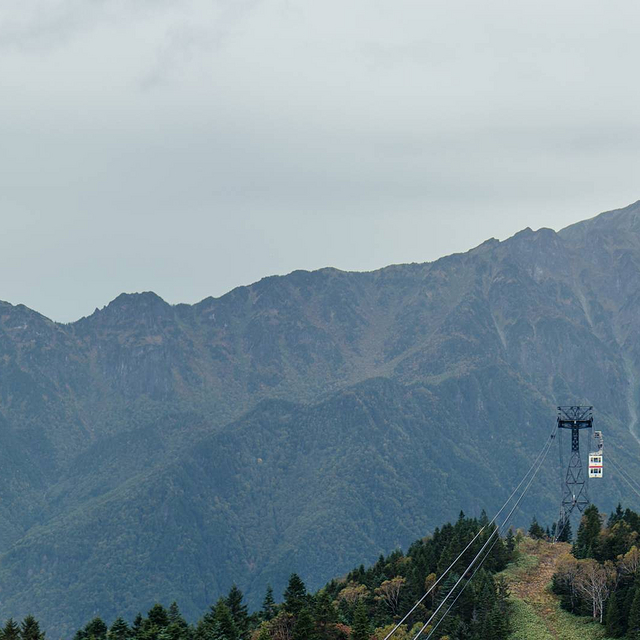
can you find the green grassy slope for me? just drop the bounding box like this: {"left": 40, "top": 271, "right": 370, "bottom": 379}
{"left": 503, "top": 538, "right": 614, "bottom": 640}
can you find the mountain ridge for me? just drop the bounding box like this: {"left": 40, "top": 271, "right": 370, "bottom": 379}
{"left": 1, "top": 200, "right": 640, "bottom": 636}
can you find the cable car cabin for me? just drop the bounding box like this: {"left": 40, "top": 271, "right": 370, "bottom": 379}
{"left": 589, "top": 452, "right": 603, "bottom": 478}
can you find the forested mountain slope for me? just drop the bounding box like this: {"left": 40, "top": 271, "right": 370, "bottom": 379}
{"left": 1, "top": 200, "right": 640, "bottom": 636}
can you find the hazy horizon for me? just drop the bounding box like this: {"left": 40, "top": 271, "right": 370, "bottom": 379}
{"left": 2, "top": 0, "right": 639, "bottom": 322}
{"left": 3, "top": 198, "right": 639, "bottom": 323}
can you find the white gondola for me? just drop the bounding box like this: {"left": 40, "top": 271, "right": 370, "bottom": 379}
{"left": 588, "top": 453, "right": 603, "bottom": 478}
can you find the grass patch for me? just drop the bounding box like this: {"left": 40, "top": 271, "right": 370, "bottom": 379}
{"left": 508, "top": 598, "right": 554, "bottom": 640}
{"left": 503, "top": 538, "right": 617, "bottom": 640}
{"left": 500, "top": 546, "right": 539, "bottom": 581}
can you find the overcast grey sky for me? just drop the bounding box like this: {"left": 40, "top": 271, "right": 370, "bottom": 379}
{"left": 1, "top": 0, "right": 639, "bottom": 322}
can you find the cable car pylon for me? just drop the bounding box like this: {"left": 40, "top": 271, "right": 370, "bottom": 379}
{"left": 554, "top": 405, "right": 593, "bottom": 541}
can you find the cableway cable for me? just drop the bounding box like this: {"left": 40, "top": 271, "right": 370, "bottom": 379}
{"left": 422, "top": 532, "right": 503, "bottom": 640}
{"left": 381, "top": 424, "right": 558, "bottom": 640}
{"left": 410, "top": 425, "right": 557, "bottom": 640}
{"left": 608, "top": 454, "right": 640, "bottom": 503}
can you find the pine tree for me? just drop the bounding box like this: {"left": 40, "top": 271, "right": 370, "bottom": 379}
{"left": 292, "top": 608, "right": 315, "bottom": 640}
{"left": 213, "top": 601, "right": 239, "bottom": 640}
{"left": 283, "top": 574, "right": 308, "bottom": 616}
{"left": 350, "top": 600, "right": 370, "bottom": 640}
{"left": 85, "top": 619, "right": 108, "bottom": 640}
{"left": 20, "top": 616, "right": 44, "bottom": 640}
{"left": 505, "top": 529, "right": 515, "bottom": 554}
{"left": 131, "top": 615, "right": 144, "bottom": 640}
{"left": 482, "top": 603, "right": 509, "bottom": 640}
{"left": 226, "top": 586, "right": 248, "bottom": 639}
{"left": 166, "top": 603, "right": 189, "bottom": 640}
{"left": 4, "top": 619, "right": 21, "bottom": 640}
{"left": 557, "top": 518, "right": 572, "bottom": 543}
{"left": 148, "top": 605, "right": 169, "bottom": 630}
{"left": 261, "top": 585, "right": 277, "bottom": 621}
{"left": 108, "top": 619, "right": 130, "bottom": 640}
{"left": 604, "top": 591, "right": 624, "bottom": 638}
{"left": 609, "top": 503, "right": 625, "bottom": 527}
{"left": 628, "top": 586, "right": 640, "bottom": 639}
{"left": 528, "top": 516, "right": 545, "bottom": 539}
{"left": 313, "top": 589, "right": 336, "bottom": 628}
{"left": 573, "top": 505, "right": 602, "bottom": 559}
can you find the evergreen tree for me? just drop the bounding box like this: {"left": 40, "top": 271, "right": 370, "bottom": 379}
{"left": 3, "top": 619, "right": 21, "bottom": 640}
{"left": 261, "top": 586, "right": 277, "bottom": 622}
{"left": 609, "top": 503, "right": 625, "bottom": 527}
{"left": 505, "top": 529, "right": 515, "bottom": 554}
{"left": 20, "top": 616, "right": 44, "bottom": 640}
{"left": 573, "top": 505, "right": 602, "bottom": 559}
{"left": 628, "top": 586, "right": 640, "bottom": 639}
{"left": 283, "top": 574, "right": 308, "bottom": 616}
{"left": 212, "top": 601, "right": 239, "bottom": 640}
{"left": 557, "top": 518, "right": 572, "bottom": 543}
{"left": 291, "top": 608, "right": 315, "bottom": 640}
{"left": 604, "top": 591, "right": 624, "bottom": 638}
{"left": 108, "top": 619, "right": 130, "bottom": 640}
{"left": 350, "top": 600, "right": 370, "bottom": 640}
{"left": 148, "top": 606, "right": 169, "bottom": 630}
{"left": 85, "top": 619, "right": 107, "bottom": 640}
{"left": 528, "top": 516, "right": 545, "bottom": 539}
{"left": 225, "top": 586, "right": 248, "bottom": 639}
{"left": 131, "top": 615, "right": 144, "bottom": 640}
{"left": 313, "top": 589, "right": 336, "bottom": 628}
{"left": 166, "top": 604, "right": 189, "bottom": 640}
{"left": 481, "top": 602, "right": 509, "bottom": 640}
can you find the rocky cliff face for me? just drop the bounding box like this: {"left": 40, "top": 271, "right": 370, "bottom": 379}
{"left": 0, "top": 201, "right": 639, "bottom": 636}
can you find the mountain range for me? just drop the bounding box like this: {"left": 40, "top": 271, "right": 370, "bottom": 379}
{"left": 1, "top": 200, "right": 640, "bottom": 637}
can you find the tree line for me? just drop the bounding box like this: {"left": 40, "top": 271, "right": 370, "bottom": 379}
{"left": 1, "top": 511, "right": 516, "bottom": 640}
{"left": 551, "top": 503, "right": 640, "bottom": 637}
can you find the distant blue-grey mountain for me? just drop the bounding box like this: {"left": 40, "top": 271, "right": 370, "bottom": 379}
{"left": 1, "top": 201, "right": 640, "bottom": 637}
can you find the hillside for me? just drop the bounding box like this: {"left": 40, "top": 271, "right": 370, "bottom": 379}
{"left": 504, "top": 538, "right": 612, "bottom": 640}
{"left": 1, "top": 201, "right": 640, "bottom": 635}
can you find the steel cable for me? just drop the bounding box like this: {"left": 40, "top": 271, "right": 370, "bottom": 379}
{"left": 410, "top": 424, "right": 557, "bottom": 640}
{"left": 381, "top": 424, "right": 558, "bottom": 640}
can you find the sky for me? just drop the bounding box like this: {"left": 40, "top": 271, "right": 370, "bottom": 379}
{"left": 1, "top": 0, "right": 639, "bottom": 323}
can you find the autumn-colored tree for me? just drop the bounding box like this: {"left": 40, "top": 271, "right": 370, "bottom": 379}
{"left": 266, "top": 613, "right": 294, "bottom": 640}
{"left": 374, "top": 577, "right": 406, "bottom": 616}
{"left": 618, "top": 545, "right": 640, "bottom": 577}
{"left": 424, "top": 573, "right": 437, "bottom": 608}
{"left": 574, "top": 559, "right": 614, "bottom": 622}
{"left": 337, "top": 583, "right": 368, "bottom": 605}
{"left": 552, "top": 554, "right": 581, "bottom": 613}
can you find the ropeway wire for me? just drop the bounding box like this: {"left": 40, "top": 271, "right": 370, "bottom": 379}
{"left": 421, "top": 455, "right": 548, "bottom": 640}
{"left": 410, "top": 425, "right": 557, "bottom": 640}
{"left": 381, "top": 424, "right": 558, "bottom": 640}
{"left": 423, "top": 531, "right": 503, "bottom": 640}
{"left": 608, "top": 454, "right": 640, "bottom": 502}
{"left": 413, "top": 431, "right": 556, "bottom": 640}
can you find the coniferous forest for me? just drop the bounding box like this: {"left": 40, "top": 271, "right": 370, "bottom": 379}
{"left": 0, "top": 512, "right": 514, "bottom": 640}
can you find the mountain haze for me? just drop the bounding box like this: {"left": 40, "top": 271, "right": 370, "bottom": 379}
{"left": 1, "top": 201, "right": 640, "bottom": 636}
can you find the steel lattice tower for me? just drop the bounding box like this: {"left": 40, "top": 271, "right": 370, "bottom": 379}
{"left": 555, "top": 406, "right": 593, "bottom": 540}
